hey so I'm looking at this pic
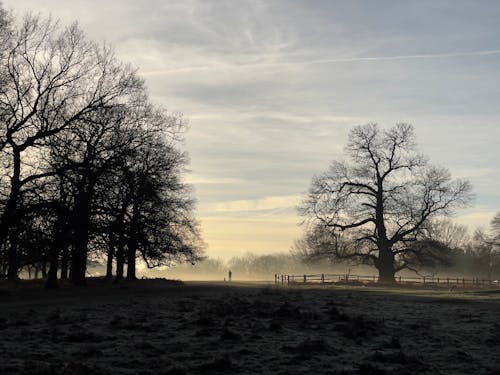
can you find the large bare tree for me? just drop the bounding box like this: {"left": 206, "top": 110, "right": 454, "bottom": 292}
{"left": 300, "top": 123, "right": 473, "bottom": 282}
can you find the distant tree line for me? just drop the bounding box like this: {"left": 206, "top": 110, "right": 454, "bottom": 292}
{"left": 159, "top": 252, "right": 372, "bottom": 280}
{"left": 0, "top": 8, "right": 203, "bottom": 287}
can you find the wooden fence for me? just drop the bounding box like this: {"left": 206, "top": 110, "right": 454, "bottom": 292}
{"left": 274, "top": 273, "right": 500, "bottom": 289}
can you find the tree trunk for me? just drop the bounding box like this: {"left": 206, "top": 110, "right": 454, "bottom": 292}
{"left": 116, "top": 241, "right": 124, "bottom": 281}
{"left": 126, "top": 202, "right": 139, "bottom": 281}
{"left": 7, "top": 230, "right": 19, "bottom": 280}
{"left": 376, "top": 248, "right": 396, "bottom": 283}
{"left": 46, "top": 259, "right": 59, "bottom": 288}
{"left": 1, "top": 245, "right": 6, "bottom": 276}
{"left": 377, "top": 264, "right": 396, "bottom": 283}
{"left": 45, "top": 216, "right": 64, "bottom": 289}
{"left": 60, "top": 245, "right": 69, "bottom": 280}
{"left": 115, "top": 224, "right": 125, "bottom": 281}
{"left": 46, "top": 256, "right": 59, "bottom": 288}
{"left": 106, "top": 243, "right": 114, "bottom": 279}
{"left": 114, "top": 203, "right": 127, "bottom": 282}
{"left": 7, "top": 244, "right": 18, "bottom": 280}
{"left": 5, "top": 149, "right": 21, "bottom": 281}
{"left": 71, "top": 187, "right": 91, "bottom": 286}
{"left": 41, "top": 261, "right": 47, "bottom": 279}
{"left": 126, "top": 242, "right": 136, "bottom": 281}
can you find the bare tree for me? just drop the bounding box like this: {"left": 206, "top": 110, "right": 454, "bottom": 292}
{"left": 117, "top": 120, "right": 203, "bottom": 280}
{"left": 0, "top": 14, "right": 142, "bottom": 280}
{"left": 299, "top": 123, "right": 473, "bottom": 282}
{"left": 425, "top": 219, "right": 469, "bottom": 250}
{"left": 491, "top": 212, "right": 500, "bottom": 245}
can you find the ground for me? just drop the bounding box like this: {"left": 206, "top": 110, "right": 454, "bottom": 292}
{"left": 1, "top": 279, "right": 500, "bottom": 375}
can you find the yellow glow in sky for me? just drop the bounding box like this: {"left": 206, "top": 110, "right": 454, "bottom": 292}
{"left": 199, "top": 215, "right": 302, "bottom": 259}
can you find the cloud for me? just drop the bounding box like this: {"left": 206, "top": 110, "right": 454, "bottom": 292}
{"left": 213, "top": 195, "right": 302, "bottom": 213}
{"left": 185, "top": 175, "right": 243, "bottom": 185}
{"left": 140, "top": 49, "right": 500, "bottom": 76}
{"left": 454, "top": 208, "right": 498, "bottom": 230}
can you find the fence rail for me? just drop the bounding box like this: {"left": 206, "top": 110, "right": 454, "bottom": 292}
{"left": 274, "top": 273, "right": 500, "bottom": 289}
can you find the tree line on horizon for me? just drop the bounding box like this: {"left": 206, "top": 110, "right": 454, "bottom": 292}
{"left": 0, "top": 8, "right": 203, "bottom": 287}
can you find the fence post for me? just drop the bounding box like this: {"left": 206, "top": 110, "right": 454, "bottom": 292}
{"left": 287, "top": 275, "right": 290, "bottom": 285}
{"left": 437, "top": 277, "right": 440, "bottom": 285}
{"left": 303, "top": 275, "right": 307, "bottom": 283}
{"left": 447, "top": 278, "right": 449, "bottom": 288}
{"left": 423, "top": 276, "right": 426, "bottom": 286}
{"left": 321, "top": 274, "right": 325, "bottom": 283}
{"left": 462, "top": 278, "right": 465, "bottom": 287}
{"left": 281, "top": 275, "right": 284, "bottom": 285}
{"left": 398, "top": 276, "right": 402, "bottom": 284}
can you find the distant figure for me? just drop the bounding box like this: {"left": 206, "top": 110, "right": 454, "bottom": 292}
{"left": 228, "top": 270, "right": 232, "bottom": 282}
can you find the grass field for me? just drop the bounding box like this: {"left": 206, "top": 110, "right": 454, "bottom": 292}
{"left": 1, "top": 279, "right": 499, "bottom": 374}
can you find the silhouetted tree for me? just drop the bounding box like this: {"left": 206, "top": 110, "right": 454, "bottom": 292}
{"left": 117, "top": 118, "right": 203, "bottom": 280}
{"left": 0, "top": 9, "right": 204, "bottom": 285}
{"left": 0, "top": 14, "right": 141, "bottom": 280}
{"left": 492, "top": 212, "right": 500, "bottom": 245}
{"left": 425, "top": 219, "right": 469, "bottom": 250}
{"left": 299, "top": 123, "right": 473, "bottom": 282}
{"left": 48, "top": 98, "right": 146, "bottom": 285}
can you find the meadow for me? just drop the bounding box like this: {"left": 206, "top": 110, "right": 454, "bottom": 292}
{"left": 1, "top": 279, "right": 499, "bottom": 374}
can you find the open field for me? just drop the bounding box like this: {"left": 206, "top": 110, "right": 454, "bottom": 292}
{"left": 1, "top": 279, "right": 500, "bottom": 374}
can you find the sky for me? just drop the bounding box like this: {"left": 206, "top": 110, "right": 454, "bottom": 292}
{"left": 4, "top": 0, "right": 500, "bottom": 259}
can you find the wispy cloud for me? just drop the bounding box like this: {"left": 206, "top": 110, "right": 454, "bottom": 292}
{"left": 213, "top": 195, "right": 301, "bottom": 213}
{"left": 141, "top": 49, "right": 500, "bottom": 76}
{"left": 185, "top": 175, "right": 243, "bottom": 185}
